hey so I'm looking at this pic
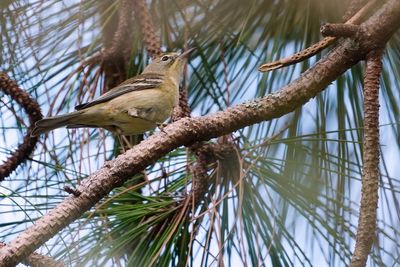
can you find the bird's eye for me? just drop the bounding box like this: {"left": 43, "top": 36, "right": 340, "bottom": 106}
{"left": 161, "top": 55, "right": 169, "bottom": 61}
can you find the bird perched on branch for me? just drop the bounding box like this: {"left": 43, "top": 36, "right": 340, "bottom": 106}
{"left": 32, "top": 49, "right": 194, "bottom": 137}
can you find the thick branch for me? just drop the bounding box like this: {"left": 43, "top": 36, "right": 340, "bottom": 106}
{"left": 0, "top": 0, "right": 399, "bottom": 265}
{"left": 0, "top": 243, "right": 63, "bottom": 267}
{"left": 22, "top": 253, "right": 63, "bottom": 267}
{"left": 350, "top": 49, "right": 383, "bottom": 267}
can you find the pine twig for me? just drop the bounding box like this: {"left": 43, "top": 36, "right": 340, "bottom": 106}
{"left": 133, "top": 0, "right": 162, "bottom": 58}
{"left": 0, "top": 73, "right": 42, "bottom": 181}
{"left": 258, "top": 0, "right": 378, "bottom": 73}
{"left": 350, "top": 48, "right": 383, "bottom": 267}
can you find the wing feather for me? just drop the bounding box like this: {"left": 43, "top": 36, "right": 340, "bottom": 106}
{"left": 75, "top": 73, "right": 164, "bottom": 110}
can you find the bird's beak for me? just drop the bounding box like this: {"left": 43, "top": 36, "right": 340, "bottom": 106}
{"left": 179, "top": 47, "right": 196, "bottom": 59}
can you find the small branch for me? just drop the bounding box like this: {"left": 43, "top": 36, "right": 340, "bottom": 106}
{"left": 102, "top": 0, "right": 132, "bottom": 61}
{"left": 350, "top": 49, "right": 383, "bottom": 267}
{"left": 258, "top": 0, "right": 378, "bottom": 72}
{"left": 91, "top": 0, "right": 133, "bottom": 63}
{"left": 342, "top": 0, "right": 372, "bottom": 21}
{"left": 321, "top": 23, "right": 360, "bottom": 38}
{"left": 189, "top": 143, "right": 216, "bottom": 203}
{"left": 64, "top": 186, "right": 82, "bottom": 197}
{"left": 0, "top": 73, "right": 43, "bottom": 181}
{"left": 133, "top": 0, "right": 162, "bottom": 58}
{"left": 76, "top": 0, "right": 134, "bottom": 91}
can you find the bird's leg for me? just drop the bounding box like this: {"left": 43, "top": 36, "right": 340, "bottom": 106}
{"left": 115, "top": 127, "right": 132, "bottom": 152}
{"left": 116, "top": 134, "right": 125, "bottom": 153}
{"left": 127, "top": 107, "right": 167, "bottom": 133}
{"left": 122, "top": 135, "right": 133, "bottom": 149}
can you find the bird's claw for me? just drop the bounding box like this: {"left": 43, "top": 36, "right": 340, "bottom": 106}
{"left": 156, "top": 123, "right": 168, "bottom": 133}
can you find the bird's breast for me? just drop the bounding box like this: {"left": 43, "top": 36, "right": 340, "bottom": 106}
{"left": 97, "top": 88, "right": 177, "bottom": 134}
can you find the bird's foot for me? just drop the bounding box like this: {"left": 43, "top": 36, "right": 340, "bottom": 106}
{"left": 156, "top": 122, "right": 168, "bottom": 133}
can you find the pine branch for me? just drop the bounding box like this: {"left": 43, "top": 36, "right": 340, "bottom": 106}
{"left": 350, "top": 48, "right": 383, "bottom": 267}
{"left": 133, "top": 0, "right": 162, "bottom": 58}
{"left": 0, "top": 73, "right": 42, "bottom": 181}
{"left": 0, "top": 243, "right": 63, "bottom": 267}
{"left": 0, "top": 0, "right": 399, "bottom": 265}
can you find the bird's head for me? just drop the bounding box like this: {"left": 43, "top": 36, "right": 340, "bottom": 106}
{"left": 142, "top": 48, "right": 195, "bottom": 79}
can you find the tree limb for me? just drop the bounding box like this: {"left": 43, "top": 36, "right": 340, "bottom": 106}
{"left": 0, "top": 243, "right": 63, "bottom": 267}
{"left": 350, "top": 48, "right": 383, "bottom": 267}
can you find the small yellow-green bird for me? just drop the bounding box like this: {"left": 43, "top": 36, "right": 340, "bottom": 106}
{"left": 32, "top": 49, "right": 194, "bottom": 136}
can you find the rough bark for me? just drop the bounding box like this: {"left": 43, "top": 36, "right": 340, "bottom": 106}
{"left": 0, "top": 243, "right": 63, "bottom": 267}
{"left": 350, "top": 49, "right": 383, "bottom": 267}
{"left": 22, "top": 253, "right": 64, "bottom": 267}
{"left": 0, "top": 73, "right": 42, "bottom": 181}
{"left": 0, "top": 0, "right": 399, "bottom": 265}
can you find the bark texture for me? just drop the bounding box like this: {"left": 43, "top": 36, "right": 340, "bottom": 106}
{"left": 350, "top": 49, "right": 383, "bottom": 267}
{"left": 0, "top": 243, "right": 63, "bottom": 267}
{"left": 0, "top": 73, "right": 42, "bottom": 181}
{"left": 321, "top": 23, "right": 360, "bottom": 37}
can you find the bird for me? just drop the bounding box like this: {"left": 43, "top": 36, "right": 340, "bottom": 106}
{"left": 31, "top": 49, "right": 194, "bottom": 137}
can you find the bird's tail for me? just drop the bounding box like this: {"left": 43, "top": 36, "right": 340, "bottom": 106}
{"left": 31, "top": 111, "right": 82, "bottom": 136}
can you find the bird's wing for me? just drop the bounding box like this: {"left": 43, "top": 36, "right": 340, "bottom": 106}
{"left": 75, "top": 73, "right": 164, "bottom": 110}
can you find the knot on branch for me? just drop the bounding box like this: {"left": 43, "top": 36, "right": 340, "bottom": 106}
{"left": 321, "top": 22, "right": 385, "bottom": 58}
{"left": 0, "top": 73, "right": 43, "bottom": 181}
{"left": 357, "top": 26, "right": 386, "bottom": 55}
{"left": 321, "top": 23, "right": 360, "bottom": 38}
{"left": 64, "top": 185, "right": 82, "bottom": 197}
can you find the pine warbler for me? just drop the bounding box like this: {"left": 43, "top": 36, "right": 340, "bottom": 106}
{"left": 32, "top": 49, "right": 194, "bottom": 136}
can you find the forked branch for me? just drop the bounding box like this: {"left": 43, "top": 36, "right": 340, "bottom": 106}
{"left": 258, "top": 0, "right": 378, "bottom": 72}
